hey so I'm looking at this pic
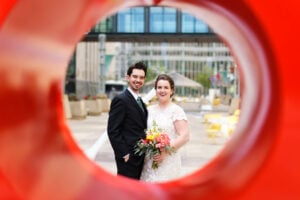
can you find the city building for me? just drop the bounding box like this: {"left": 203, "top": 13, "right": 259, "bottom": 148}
{"left": 65, "top": 6, "right": 238, "bottom": 99}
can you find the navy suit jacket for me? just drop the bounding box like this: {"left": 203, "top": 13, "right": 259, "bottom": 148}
{"left": 107, "top": 89, "right": 148, "bottom": 158}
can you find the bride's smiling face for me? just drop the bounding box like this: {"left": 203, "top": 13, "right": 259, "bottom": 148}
{"left": 156, "top": 80, "right": 174, "bottom": 103}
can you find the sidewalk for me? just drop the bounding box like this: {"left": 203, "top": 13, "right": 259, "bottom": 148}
{"left": 67, "top": 111, "right": 228, "bottom": 179}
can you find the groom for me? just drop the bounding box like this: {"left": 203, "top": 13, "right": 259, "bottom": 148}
{"left": 107, "top": 61, "right": 148, "bottom": 179}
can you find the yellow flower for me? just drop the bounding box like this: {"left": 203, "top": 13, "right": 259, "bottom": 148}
{"left": 146, "top": 134, "right": 154, "bottom": 140}
{"left": 153, "top": 132, "right": 160, "bottom": 138}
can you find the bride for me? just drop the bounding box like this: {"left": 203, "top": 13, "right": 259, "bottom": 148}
{"left": 140, "top": 74, "right": 190, "bottom": 182}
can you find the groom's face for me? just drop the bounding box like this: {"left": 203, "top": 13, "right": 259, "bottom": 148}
{"left": 126, "top": 69, "right": 146, "bottom": 93}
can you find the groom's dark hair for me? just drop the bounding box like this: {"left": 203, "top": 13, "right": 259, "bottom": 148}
{"left": 127, "top": 61, "right": 148, "bottom": 76}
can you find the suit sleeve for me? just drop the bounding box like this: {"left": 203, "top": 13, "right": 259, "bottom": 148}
{"left": 107, "top": 97, "right": 129, "bottom": 158}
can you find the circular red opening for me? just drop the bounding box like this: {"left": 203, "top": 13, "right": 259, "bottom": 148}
{"left": 0, "top": 1, "right": 278, "bottom": 199}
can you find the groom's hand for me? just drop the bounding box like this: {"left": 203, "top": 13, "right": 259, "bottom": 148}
{"left": 123, "top": 154, "right": 130, "bottom": 162}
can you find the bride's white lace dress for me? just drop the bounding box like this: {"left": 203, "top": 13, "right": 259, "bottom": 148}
{"left": 140, "top": 103, "right": 187, "bottom": 183}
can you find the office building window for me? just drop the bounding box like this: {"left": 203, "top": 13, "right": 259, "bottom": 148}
{"left": 117, "top": 7, "right": 144, "bottom": 32}
{"left": 150, "top": 7, "right": 176, "bottom": 33}
{"left": 93, "top": 16, "right": 114, "bottom": 33}
{"left": 181, "top": 12, "right": 209, "bottom": 33}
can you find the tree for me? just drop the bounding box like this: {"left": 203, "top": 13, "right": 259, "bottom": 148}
{"left": 145, "top": 65, "right": 166, "bottom": 82}
{"left": 196, "top": 66, "right": 213, "bottom": 95}
{"left": 145, "top": 67, "right": 158, "bottom": 82}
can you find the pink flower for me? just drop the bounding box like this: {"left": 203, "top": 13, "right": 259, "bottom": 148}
{"left": 134, "top": 120, "right": 176, "bottom": 169}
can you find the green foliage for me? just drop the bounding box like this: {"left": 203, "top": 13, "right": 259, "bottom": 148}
{"left": 145, "top": 65, "right": 167, "bottom": 82}
{"left": 146, "top": 67, "right": 157, "bottom": 82}
{"left": 95, "top": 94, "right": 108, "bottom": 99}
{"left": 197, "top": 66, "right": 213, "bottom": 95}
{"left": 68, "top": 93, "right": 79, "bottom": 101}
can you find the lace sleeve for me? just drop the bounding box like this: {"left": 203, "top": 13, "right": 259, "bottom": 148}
{"left": 172, "top": 104, "right": 187, "bottom": 122}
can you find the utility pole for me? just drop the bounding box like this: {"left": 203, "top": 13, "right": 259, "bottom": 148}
{"left": 98, "top": 34, "right": 106, "bottom": 94}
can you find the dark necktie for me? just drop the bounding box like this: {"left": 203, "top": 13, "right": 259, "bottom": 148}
{"left": 137, "top": 97, "right": 145, "bottom": 112}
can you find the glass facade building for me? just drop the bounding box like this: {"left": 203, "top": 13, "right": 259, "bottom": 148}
{"left": 181, "top": 12, "right": 209, "bottom": 33}
{"left": 117, "top": 7, "right": 145, "bottom": 33}
{"left": 68, "top": 6, "right": 237, "bottom": 98}
{"left": 90, "top": 6, "right": 211, "bottom": 35}
{"left": 149, "top": 7, "right": 177, "bottom": 33}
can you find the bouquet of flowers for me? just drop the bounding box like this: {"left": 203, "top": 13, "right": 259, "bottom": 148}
{"left": 134, "top": 120, "right": 175, "bottom": 169}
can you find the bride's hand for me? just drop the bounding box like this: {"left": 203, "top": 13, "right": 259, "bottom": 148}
{"left": 153, "top": 151, "right": 167, "bottom": 163}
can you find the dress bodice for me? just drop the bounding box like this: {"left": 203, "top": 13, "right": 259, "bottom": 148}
{"left": 147, "top": 103, "right": 187, "bottom": 140}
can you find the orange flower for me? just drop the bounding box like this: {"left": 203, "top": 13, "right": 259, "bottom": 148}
{"left": 134, "top": 120, "right": 175, "bottom": 169}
